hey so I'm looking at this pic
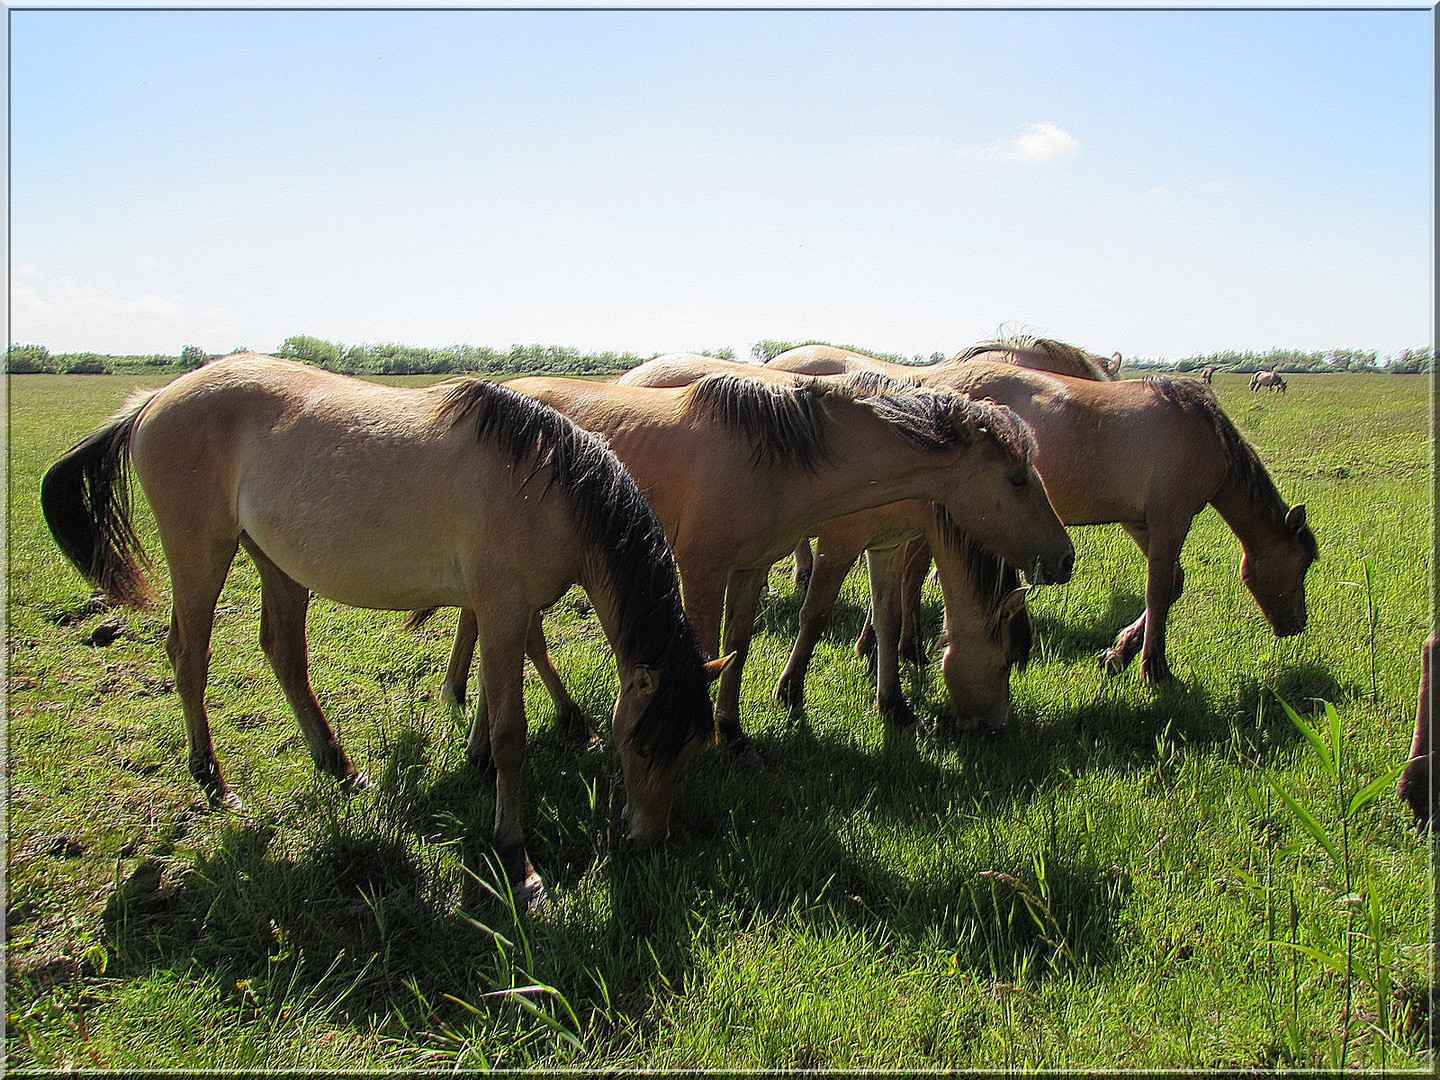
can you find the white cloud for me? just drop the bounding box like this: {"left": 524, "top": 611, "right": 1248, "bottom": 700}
{"left": 954, "top": 121, "right": 1080, "bottom": 165}
{"left": 10, "top": 265, "right": 195, "bottom": 351}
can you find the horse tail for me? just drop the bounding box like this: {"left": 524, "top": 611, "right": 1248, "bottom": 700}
{"left": 40, "top": 393, "right": 157, "bottom": 608}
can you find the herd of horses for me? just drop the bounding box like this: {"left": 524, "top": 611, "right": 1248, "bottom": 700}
{"left": 38, "top": 337, "right": 1429, "bottom": 904}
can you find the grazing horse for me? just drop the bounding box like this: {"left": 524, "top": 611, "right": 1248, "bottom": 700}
{"left": 771, "top": 500, "right": 1032, "bottom": 731}
{"left": 619, "top": 354, "right": 1030, "bottom": 730}
{"left": 40, "top": 354, "right": 727, "bottom": 902}
{"left": 891, "top": 362, "right": 1317, "bottom": 681}
{"left": 1399, "top": 631, "right": 1436, "bottom": 828}
{"left": 444, "top": 372, "right": 1074, "bottom": 758}
{"left": 1200, "top": 366, "right": 1218, "bottom": 385}
{"left": 1250, "top": 370, "right": 1287, "bottom": 393}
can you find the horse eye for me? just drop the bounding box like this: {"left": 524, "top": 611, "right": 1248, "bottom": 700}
{"left": 1009, "top": 474, "right": 1028, "bottom": 490}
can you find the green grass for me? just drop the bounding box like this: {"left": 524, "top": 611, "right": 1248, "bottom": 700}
{"left": 5, "top": 371, "right": 1434, "bottom": 1070}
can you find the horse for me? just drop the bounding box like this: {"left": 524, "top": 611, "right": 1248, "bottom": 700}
{"left": 767, "top": 334, "right": 1122, "bottom": 382}
{"left": 771, "top": 500, "right": 1032, "bottom": 732}
{"left": 889, "top": 361, "right": 1317, "bottom": 681}
{"left": 1200, "top": 366, "right": 1218, "bottom": 385}
{"left": 39, "top": 354, "right": 728, "bottom": 903}
{"left": 618, "top": 355, "right": 1030, "bottom": 731}
{"left": 772, "top": 336, "right": 1119, "bottom": 587}
{"left": 1250, "top": 370, "right": 1287, "bottom": 393}
{"left": 1399, "top": 631, "right": 1436, "bottom": 828}
{"left": 441, "top": 372, "right": 1074, "bottom": 759}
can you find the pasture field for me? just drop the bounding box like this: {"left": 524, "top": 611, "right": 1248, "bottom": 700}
{"left": 5, "top": 370, "right": 1434, "bottom": 1071}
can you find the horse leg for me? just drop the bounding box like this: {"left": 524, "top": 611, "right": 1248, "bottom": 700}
{"left": 165, "top": 537, "right": 241, "bottom": 808}
{"left": 867, "top": 546, "right": 917, "bottom": 728}
{"left": 774, "top": 543, "right": 861, "bottom": 720}
{"left": 897, "top": 537, "right": 932, "bottom": 667}
{"left": 1399, "top": 632, "right": 1436, "bottom": 828}
{"left": 854, "top": 608, "right": 877, "bottom": 673}
{"left": 526, "top": 612, "right": 595, "bottom": 745}
{"left": 241, "top": 537, "right": 365, "bottom": 788}
{"left": 791, "top": 538, "right": 814, "bottom": 589}
{"left": 714, "top": 568, "right": 768, "bottom": 761}
{"left": 443, "top": 609, "right": 479, "bottom": 724}
{"left": 474, "top": 610, "right": 544, "bottom": 904}
{"left": 1103, "top": 524, "right": 1154, "bottom": 676}
{"left": 1106, "top": 524, "right": 1186, "bottom": 682}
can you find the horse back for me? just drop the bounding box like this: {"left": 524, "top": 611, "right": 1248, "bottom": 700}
{"left": 130, "top": 356, "right": 580, "bottom": 612}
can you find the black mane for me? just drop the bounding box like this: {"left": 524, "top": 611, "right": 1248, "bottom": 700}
{"left": 684, "top": 374, "right": 833, "bottom": 470}
{"left": 437, "top": 378, "right": 713, "bottom": 764}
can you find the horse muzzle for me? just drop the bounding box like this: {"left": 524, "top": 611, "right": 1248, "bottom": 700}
{"left": 1031, "top": 548, "right": 1075, "bottom": 587}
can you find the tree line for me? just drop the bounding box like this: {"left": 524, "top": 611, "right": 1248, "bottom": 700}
{"left": 7, "top": 338, "right": 1433, "bottom": 376}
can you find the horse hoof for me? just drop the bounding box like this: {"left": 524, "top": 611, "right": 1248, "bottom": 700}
{"left": 342, "top": 770, "right": 372, "bottom": 793}
{"left": 515, "top": 873, "right": 548, "bottom": 913}
{"left": 209, "top": 789, "right": 243, "bottom": 812}
{"left": 1140, "top": 662, "right": 1173, "bottom": 684}
{"left": 727, "top": 738, "right": 764, "bottom": 771}
{"left": 1100, "top": 650, "right": 1130, "bottom": 677}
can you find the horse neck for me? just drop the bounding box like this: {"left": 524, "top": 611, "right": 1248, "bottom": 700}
{"left": 784, "top": 408, "right": 964, "bottom": 526}
{"left": 1208, "top": 472, "right": 1290, "bottom": 556}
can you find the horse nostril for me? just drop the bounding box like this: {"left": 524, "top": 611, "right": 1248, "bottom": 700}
{"left": 1058, "top": 551, "right": 1075, "bottom": 583}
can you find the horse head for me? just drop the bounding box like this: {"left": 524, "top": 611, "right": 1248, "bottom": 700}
{"left": 1240, "top": 503, "right": 1317, "bottom": 637}
{"left": 942, "top": 584, "right": 1032, "bottom": 732}
{"left": 926, "top": 396, "right": 1076, "bottom": 587}
{"left": 613, "top": 653, "right": 730, "bottom": 843}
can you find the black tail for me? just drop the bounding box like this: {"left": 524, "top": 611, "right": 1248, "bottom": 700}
{"left": 40, "top": 396, "right": 155, "bottom": 607}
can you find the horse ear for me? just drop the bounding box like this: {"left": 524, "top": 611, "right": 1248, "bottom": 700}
{"left": 1109, "top": 352, "right": 1123, "bottom": 375}
{"left": 1001, "top": 585, "right": 1031, "bottom": 619}
{"left": 632, "top": 665, "right": 659, "bottom": 696}
{"left": 1285, "top": 504, "right": 1307, "bottom": 532}
{"left": 703, "top": 652, "right": 736, "bottom": 684}
{"left": 987, "top": 585, "right": 1031, "bottom": 637}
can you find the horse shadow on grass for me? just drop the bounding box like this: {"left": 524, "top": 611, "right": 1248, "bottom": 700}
{"left": 95, "top": 648, "right": 1345, "bottom": 1057}
{"left": 1029, "top": 588, "right": 1146, "bottom": 665}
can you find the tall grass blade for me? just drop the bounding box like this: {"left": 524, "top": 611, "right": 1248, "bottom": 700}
{"left": 1278, "top": 697, "right": 1335, "bottom": 780}
{"left": 1266, "top": 774, "right": 1340, "bottom": 867}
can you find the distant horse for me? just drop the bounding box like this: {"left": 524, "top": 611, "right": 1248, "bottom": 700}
{"left": 894, "top": 362, "right": 1317, "bottom": 680}
{"left": 619, "top": 355, "right": 1030, "bottom": 731}
{"left": 1399, "top": 632, "right": 1436, "bottom": 828}
{"left": 768, "top": 334, "right": 1122, "bottom": 382}
{"left": 40, "top": 354, "right": 727, "bottom": 901}
{"left": 1200, "top": 367, "right": 1217, "bottom": 385}
{"left": 1250, "top": 370, "right": 1287, "bottom": 393}
{"left": 443, "top": 372, "right": 1074, "bottom": 758}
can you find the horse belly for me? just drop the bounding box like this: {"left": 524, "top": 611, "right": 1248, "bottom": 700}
{"left": 236, "top": 465, "right": 471, "bottom": 612}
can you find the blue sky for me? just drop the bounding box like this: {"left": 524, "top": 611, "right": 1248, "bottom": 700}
{"left": 7, "top": 6, "right": 1433, "bottom": 362}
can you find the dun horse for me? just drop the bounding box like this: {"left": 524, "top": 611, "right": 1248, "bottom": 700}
{"left": 620, "top": 354, "right": 1030, "bottom": 730}
{"left": 1250, "top": 370, "right": 1287, "bottom": 393}
{"left": 442, "top": 372, "right": 1073, "bottom": 759}
{"left": 920, "top": 363, "right": 1316, "bottom": 680}
{"left": 773, "top": 336, "right": 1118, "bottom": 587}
{"left": 766, "top": 350, "right": 1318, "bottom": 682}
{"left": 40, "top": 354, "right": 727, "bottom": 902}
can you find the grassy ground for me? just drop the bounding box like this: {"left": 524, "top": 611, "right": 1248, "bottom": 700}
{"left": 5, "top": 371, "right": 1434, "bottom": 1071}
